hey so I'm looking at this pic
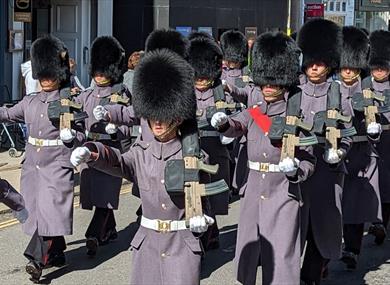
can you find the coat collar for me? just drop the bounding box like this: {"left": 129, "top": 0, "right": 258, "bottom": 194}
{"left": 38, "top": 89, "right": 60, "bottom": 102}
{"left": 150, "top": 137, "right": 182, "bottom": 160}
{"left": 372, "top": 78, "right": 390, "bottom": 93}
{"left": 222, "top": 67, "right": 242, "bottom": 78}
{"left": 340, "top": 79, "right": 362, "bottom": 98}
{"left": 92, "top": 85, "right": 112, "bottom": 98}
{"left": 300, "top": 79, "right": 331, "bottom": 98}
{"left": 195, "top": 88, "right": 214, "bottom": 101}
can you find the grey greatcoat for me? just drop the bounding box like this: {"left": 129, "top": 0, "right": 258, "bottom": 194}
{"left": 86, "top": 138, "right": 203, "bottom": 285}
{"left": 371, "top": 79, "right": 390, "bottom": 204}
{"left": 76, "top": 85, "right": 132, "bottom": 210}
{"left": 299, "top": 78, "right": 352, "bottom": 259}
{"left": 196, "top": 88, "right": 231, "bottom": 215}
{"left": 0, "top": 179, "right": 25, "bottom": 211}
{"left": 340, "top": 79, "right": 381, "bottom": 224}
{"left": 0, "top": 90, "right": 81, "bottom": 236}
{"left": 222, "top": 92, "right": 315, "bottom": 285}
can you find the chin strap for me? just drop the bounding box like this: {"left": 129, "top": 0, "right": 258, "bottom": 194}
{"left": 263, "top": 88, "right": 285, "bottom": 98}
{"left": 195, "top": 79, "right": 214, "bottom": 91}
{"left": 372, "top": 73, "right": 389, "bottom": 82}
{"left": 308, "top": 67, "right": 330, "bottom": 82}
{"left": 341, "top": 70, "right": 361, "bottom": 82}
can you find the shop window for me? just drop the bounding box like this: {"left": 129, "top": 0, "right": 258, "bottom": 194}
{"left": 342, "top": 2, "right": 346, "bottom": 12}
{"left": 329, "top": 1, "right": 334, "bottom": 11}
{"left": 336, "top": 2, "right": 340, "bottom": 12}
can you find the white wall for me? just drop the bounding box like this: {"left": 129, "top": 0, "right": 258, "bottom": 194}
{"left": 97, "top": 0, "right": 113, "bottom": 36}
{"left": 9, "top": 13, "right": 23, "bottom": 100}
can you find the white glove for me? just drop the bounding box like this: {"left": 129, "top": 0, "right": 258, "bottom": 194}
{"left": 367, "top": 122, "right": 382, "bottom": 135}
{"left": 324, "top": 148, "right": 343, "bottom": 164}
{"left": 279, "top": 157, "right": 299, "bottom": 177}
{"left": 105, "top": 123, "right": 118, "bottom": 134}
{"left": 70, "top": 147, "right": 91, "bottom": 167}
{"left": 220, "top": 135, "right": 235, "bottom": 145}
{"left": 60, "top": 128, "right": 76, "bottom": 143}
{"left": 93, "top": 105, "right": 109, "bottom": 121}
{"left": 211, "top": 112, "right": 228, "bottom": 129}
{"left": 189, "top": 215, "right": 215, "bottom": 233}
{"left": 13, "top": 208, "right": 28, "bottom": 224}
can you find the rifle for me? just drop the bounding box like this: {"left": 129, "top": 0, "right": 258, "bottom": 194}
{"left": 269, "top": 115, "right": 318, "bottom": 161}
{"left": 164, "top": 120, "right": 229, "bottom": 223}
{"left": 48, "top": 88, "right": 88, "bottom": 130}
{"left": 312, "top": 109, "right": 356, "bottom": 149}
{"left": 352, "top": 89, "right": 390, "bottom": 128}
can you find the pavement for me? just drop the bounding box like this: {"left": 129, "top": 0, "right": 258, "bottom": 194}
{"left": 1, "top": 149, "right": 390, "bottom": 284}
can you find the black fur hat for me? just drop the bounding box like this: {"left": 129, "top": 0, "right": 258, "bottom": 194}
{"left": 252, "top": 32, "right": 300, "bottom": 87}
{"left": 145, "top": 29, "right": 190, "bottom": 59}
{"left": 340, "top": 26, "right": 369, "bottom": 69}
{"left": 188, "top": 31, "right": 214, "bottom": 42}
{"left": 132, "top": 49, "right": 196, "bottom": 122}
{"left": 188, "top": 37, "right": 222, "bottom": 80}
{"left": 220, "top": 30, "right": 248, "bottom": 64}
{"left": 90, "top": 36, "right": 125, "bottom": 83}
{"left": 31, "top": 35, "right": 70, "bottom": 85}
{"left": 297, "top": 18, "right": 342, "bottom": 70}
{"left": 368, "top": 30, "right": 390, "bottom": 70}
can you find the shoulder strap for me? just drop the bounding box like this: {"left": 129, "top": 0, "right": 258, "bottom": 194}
{"left": 212, "top": 81, "right": 226, "bottom": 103}
{"left": 361, "top": 76, "right": 373, "bottom": 90}
{"left": 286, "top": 90, "right": 302, "bottom": 117}
{"left": 327, "top": 81, "right": 341, "bottom": 110}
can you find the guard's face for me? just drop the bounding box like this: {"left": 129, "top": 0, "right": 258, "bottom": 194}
{"left": 371, "top": 68, "right": 390, "bottom": 82}
{"left": 195, "top": 77, "right": 213, "bottom": 91}
{"left": 93, "top": 73, "right": 111, "bottom": 86}
{"left": 261, "top": 85, "right": 284, "bottom": 103}
{"left": 340, "top": 68, "right": 360, "bottom": 84}
{"left": 149, "top": 120, "right": 172, "bottom": 137}
{"left": 224, "top": 60, "right": 240, "bottom": 69}
{"left": 39, "top": 78, "right": 59, "bottom": 91}
{"left": 305, "top": 62, "right": 328, "bottom": 83}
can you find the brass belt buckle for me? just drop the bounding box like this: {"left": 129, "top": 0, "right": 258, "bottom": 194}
{"left": 260, "top": 163, "right": 269, "bottom": 172}
{"left": 157, "top": 220, "right": 171, "bottom": 233}
{"left": 35, "top": 139, "right": 44, "bottom": 147}
{"left": 91, "top": 133, "right": 100, "bottom": 141}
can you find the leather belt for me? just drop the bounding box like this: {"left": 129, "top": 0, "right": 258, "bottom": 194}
{"left": 28, "top": 136, "right": 63, "bottom": 147}
{"left": 199, "top": 130, "right": 220, "bottom": 137}
{"left": 86, "top": 131, "right": 111, "bottom": 141}
{"left": 248, "top": 160, "right": 281, "bottom": 173}
{"left": 140, "top": 216, "right": 187, "bottom": 233}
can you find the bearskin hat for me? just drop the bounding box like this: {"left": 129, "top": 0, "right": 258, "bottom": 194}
{"left": 340, "top": 26, "right": 369, "bottom": 69}
{"left": 145, "top": 29, "right": 190, "bottom": 59}
{"left": 132, "top": 49, "right": 196, "bottom": 122}
{"left": 90, "top": 36, "right": 125, "bottom": 83}
{"left": 297, "top": 18, "right": 342, "bottom": 70}
{"left": 252, "top": 32, "right": 300, "bottom": 87}
{"left": 368, "top": 30, "right": 390, "bottom": 70}
{"left": 220, "top": 30, "right": 248, "bottom": 64}
{"left": 188, "top": 37, "right": 222, "bottom": 80}
{"left": 188, "top": 31, "right": 214, "bottom": 42}
{"left": 31, "top": 35, "right": 70, "bottom": 85}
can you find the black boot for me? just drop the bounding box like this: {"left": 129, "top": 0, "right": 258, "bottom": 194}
{"left": 368, "top": 224, "right": 387, "bottom": 245}
{"left": 341, "top": 250, "right": 358, "bottom": 270}
{"left": 25, "top": 261, "right": 42, "bottom": 283}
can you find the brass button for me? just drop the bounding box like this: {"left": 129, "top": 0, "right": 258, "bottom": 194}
{"left": 160, "top": 179, "right": 165, "bottom": 184}
{"left": 36, "top": 165, "right": 40, "bottom": 169}
{"left": 38, "top": 131, "right": 42, "bottom": 135}
{"left": 37, "top": 148, "right": 41, "bottom": 152}
{"left": 262, "top": 174, "right": 266, "bottom": 179}
{"left": 161, "top": 252, "right": 167, "bottom": 258}
{"left": 263, "top": 153, "right": 268, "bottom": 158}
{"left": 260, "top": 195, "right": 267, "bottom": 200}
{"left": 161, "top": 203, "right": 167, "bottom": 210}
{"left": 40, "top": 114, "right": 44, "bottom": 118}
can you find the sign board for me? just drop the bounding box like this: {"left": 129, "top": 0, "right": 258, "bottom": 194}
{"left": 175, "top": 26, "right": 192, "bottom": 37}
{"left": 325, "top": 15, "right": 345, "bottom": 26}
{"left": 198, "top": 27, "right": 213, "bottom": 37}
{"left": 304, "top": 3, "right": 324, "bottom": 22}
{"left": 359, "top": 0, "right": 390, "bottom": 11}
{"left": 245, "top": 27, "right": 257, "bottom": 40}
{"left": 14, "top": 0, "right": 32, "bottom": 22}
